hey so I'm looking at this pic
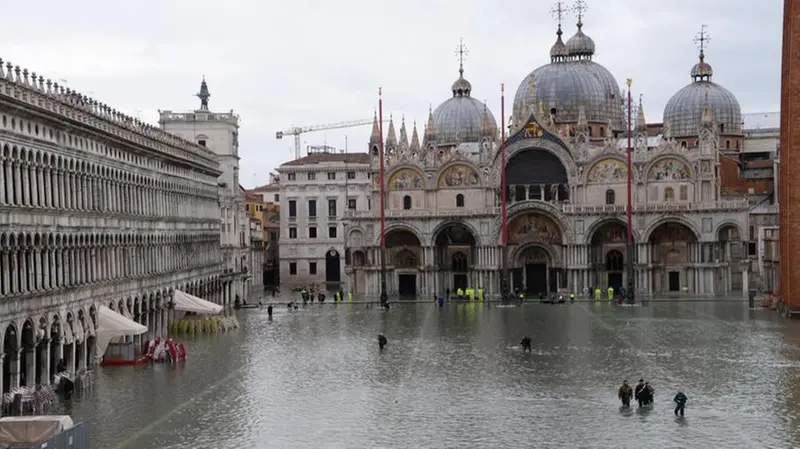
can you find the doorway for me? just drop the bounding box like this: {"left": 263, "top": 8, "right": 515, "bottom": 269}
{"left": 398, "top": 274, "right": 416, "bottom": 297}
{"left": 668, "top": 271, "right": 680, "bottom": 291}
{"left": 607, "top": 272, "right": 623, "bottom": 292}
{"left": 325, "top": 250, "right": 341, "bottom": 283}
{"left": 453, "top": 274, "right": 467, "bottom": 292}
{"left": 525, "top": 263, "right": 548, "bottom": 295}
{"left": 511, "top": 268, "right": 523, "bottom": 292}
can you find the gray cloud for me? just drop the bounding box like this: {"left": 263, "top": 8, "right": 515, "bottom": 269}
{"left": 0, "top": 0, "right": 781, "bottom": 188}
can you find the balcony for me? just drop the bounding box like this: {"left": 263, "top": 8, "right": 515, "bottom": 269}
{"left": 344, "top": 209, "right": 495, "bottom": 219}
{"left": 562, "top": 200, "right": 750, "bottom": 214}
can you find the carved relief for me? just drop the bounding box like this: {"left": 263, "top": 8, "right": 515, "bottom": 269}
{"left": 348, "top": 230, "right": 364, "bottom": 247}
{"left": 438, "top": 164, "right": 480, "bottom": 188}
{"left": 519, "top": 246, "right": 550, "bottom": 264}
{"left": 508, "top": 213, "right": 562, "bottom": 245}
{"left": 388, "top": 168, "right": 423, "bottom": 189}
{"left": 587, "top": 158, "right": 627, "bottom": 183}
{"left": 647, "top": 158, "right": 691, "bottom": 181}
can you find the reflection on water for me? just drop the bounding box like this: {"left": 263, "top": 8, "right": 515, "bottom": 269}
{"left": 52, "top": 300, "right": 800, "bottom": 448}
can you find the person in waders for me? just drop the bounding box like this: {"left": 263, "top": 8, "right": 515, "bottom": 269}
{"left": 618, "top": 380, "right": 633, "bottom": 407}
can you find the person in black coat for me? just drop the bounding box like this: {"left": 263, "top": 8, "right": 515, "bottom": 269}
{"left": 634, "top": 379, "right": 645, "bottom": 407}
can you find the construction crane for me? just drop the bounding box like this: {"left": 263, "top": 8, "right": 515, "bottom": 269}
{"left": 276, "top": 118, "right": 386, "bottom": 159}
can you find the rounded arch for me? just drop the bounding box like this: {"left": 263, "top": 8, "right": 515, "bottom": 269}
{"left": 584, "top": 156, "right": 631, "bottom": 184}
{"left": 505, "top": 147, "right": 569, "bottom": 186}
{"left": 511, "top": 243, "right": 556, "bottom": 266}
{"left": 643, "top": 216, "right": 701, "bottom": 242}
{"left": 586, "top": 218, "right": 638, "bottom": 244}
{"left": 645, "top": 155, "right": 693, "bottom": 181}
{"left": 346, "top": 227, "right": 366, "bottom": 247}
{"left": 497, "top": 200, "right": 572, "bottom": 244}
{"left": 716, "top": 221, "right": 743, "bottom": 241}
{"left": 379, "top": 224, "right": 424, "bottom": 246}
{"left": 605, "top": 249, "right": 625, "bottom": 271}
{"left": 430, "top": 220, "right": 481, "bottom": 246}
{"left": 506, "top": 210, "right": 566, "bottom": 246}
{"left": 500, "top": 137, "right": 576, "bottom": 179}
{"left": 436, "top": 161, "right": 482, "bottom": 188}
{"left": 386, "top": 166, "right": 425, "bottom": 190}
{"left": 352, "top": 250, "right": 366, "bottom": 267}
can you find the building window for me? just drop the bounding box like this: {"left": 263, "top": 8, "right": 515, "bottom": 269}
{"left": 288, "top": 200, "right": 297, "bottom": 217}
{"left": 347, "top": 171, "right": 356, "bottom": 179}
{"left": 599, "top": 127, "right": 605, "bottom": 137}
{"left": 329, "top": 226, "right": 337, "bottom": 238}
{"left": 289, "top": 262, "right": 297, "bottom": 275}
{"left": 289, "top": 227, "right": 297, "bottom": 239}
{"left": 348, "top": 198, "right": 357, "bottom": 210}
{"left": 327, "top": 172, "right": 336, "bottom": 180}
{"left": 368, "top": 198, "right": 372, "bottom": 210}
{"left": 749, "top": 226, "right": 755, "bottom": 241}
{"left": 680, "top": 141, "right": 687, "bottom": 149}
{"left": 664, "top": 187, "right": 675, "bottom": 202}
{"left": 197, "top": 139, "right": 206, "bottom": 147}
{"left": 309, "top": 262, "right": 317, "bottom": 275}
{"left": 679, "top": 185, "right": 688, "bottom": 201}
{"left": 725, "top": 140, "right": 731, "bottom": 149}
{"left": 605, "top": 189, "right": 615, "bottom": 205}
{"left": 748, "top": 242, "right": 757, "bottom": 257}
{"left": 274, "top": 194, "right": 279, "bottom": 202}
{"left": 328, "top": 199, "right": 337, "bottom": 217}
{"left": 307, "top": 172, "right": 316, "bottom": 180}
{"left": 456, "top": 194, "right": 464, "bottom": 208}
{"left": 269, "top": 231, "right": 278, "bottom": 241}
{"left": 288, "top": 173, "right": 296, "bottom": 181}
{"left": 309, "top": 227, "right": 317, "bottom": 239}
{"left": 403, "top": 195, "right": 412, "bottom": 210}
{"left": 308, "top": 199, "right": 317, "bottom": 217}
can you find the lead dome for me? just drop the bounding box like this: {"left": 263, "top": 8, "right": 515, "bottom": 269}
{"left": 663, "top": 49, "right": 742, "bottom": 138}
{"left": 431, "top": 67, "right": 497, "bottom": 145}
{"left": 513, "top": 18, "right": 624, "bottom": 129}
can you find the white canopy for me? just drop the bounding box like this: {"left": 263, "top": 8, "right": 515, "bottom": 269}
{"left": 95, "top": 306, "right": 147, "bottom": 361}
{"left": 173, "top": 290, "right": 223, "bottom": 315}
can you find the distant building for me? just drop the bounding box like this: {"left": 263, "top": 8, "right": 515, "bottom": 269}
{"left": 277, "top": 151, "right": 371, "bottom": 289}
{"left": 248, "top": 181, "right": 281, "bottom": 287}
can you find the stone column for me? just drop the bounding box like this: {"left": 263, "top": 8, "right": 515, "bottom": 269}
{"left": 24, "top": 346, "right": 35, "bottom": 386}
{"left": 38, "top": 343, "right": 50, "bottom": 386}
{"left": 9, "top": 350, "right": 19, "bottom": 389}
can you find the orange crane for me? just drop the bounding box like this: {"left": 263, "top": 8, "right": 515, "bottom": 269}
{"left": 276, "top": 118, "right": 386, "bottom": 159}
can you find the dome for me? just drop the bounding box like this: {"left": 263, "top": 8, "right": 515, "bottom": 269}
{"left": 549, "top": 26, "right": 569, "bottom": 60}
{"left": 565, "top": 22, "right": 595, "bottom": 58}
{"left": 431, "top": 69, "right": 497, "bottom": 144}
{"left": 663, "top": 52, "right": 742, "bottom": 138}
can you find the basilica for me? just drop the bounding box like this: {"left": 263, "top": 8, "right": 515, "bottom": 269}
{"left": 343, "top": 12, "right": 768, "bottom": 298}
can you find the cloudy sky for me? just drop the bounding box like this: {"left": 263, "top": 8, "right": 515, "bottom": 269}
{"left": 0, "top": 0, "right": 782, "bottom": 188}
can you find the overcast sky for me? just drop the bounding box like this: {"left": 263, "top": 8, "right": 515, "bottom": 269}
{"left": 0, "top": 0, "right": 782, "bottom": 188}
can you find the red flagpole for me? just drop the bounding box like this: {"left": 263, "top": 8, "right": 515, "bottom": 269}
{"left": 378, "top": 88, "right": 386, "bottom": 250}
{"left": 626, "top": 80, "right": 633, "bottom": 246}
{"left": 500, "top": 84, "right": 507, "bottom": 245}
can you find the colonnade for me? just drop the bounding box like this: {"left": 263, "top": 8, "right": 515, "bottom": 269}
{"left": 0, "top": 231, "right": 220, "bottom": 297}
{"left": 0, "top": 143, "right": 218, "bottom": 219}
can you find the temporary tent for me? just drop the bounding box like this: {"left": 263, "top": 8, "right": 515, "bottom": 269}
{"left": 173, "top": 290, "right": 223, "bottom": 315}
{"left": 94, "top": 306, "right": 147, "bottom": 361}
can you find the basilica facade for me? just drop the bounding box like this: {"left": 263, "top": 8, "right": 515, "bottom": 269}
{"left": 343, "top": 17, "right": 758, "bottom": 299}
{"left": 0, "top": 58, "right": 233, "bottom": 393}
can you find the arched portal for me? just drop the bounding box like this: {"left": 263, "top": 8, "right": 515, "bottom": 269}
{"left": 649, "top": 221, "right": 698, "bottom": 293}
{"left": 717, "top": 224, "right": 744, "bottom": 292}
{"left": 20, "top": 319, "right": 35, "bottom": 387}
{"left": 505, "top": 149, "right": 569, "bottom": 205}
{"left": 508, "top": 212, "right": 564, "bottom": 294}
{"left": 325, "top": 249, "right": 341, "bottom": 283}
{"left": 3, "top": 325, "right": 18, "bottom": 393}
{"left": 589, "top": 220, "right": 631, "bottom": 292}
{"left": 433, "top": 223, "right": 477, "bottom": 293}
{"left": 386, "top": 229, "right": 422, "bottom": 297}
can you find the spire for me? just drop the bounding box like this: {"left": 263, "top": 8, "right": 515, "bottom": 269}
{"left": 410, "top": 120, "right": 421, "bottom": 152}
{"left": 636, "top": 94, "right": 647, "bottom": 131}
{"left": 385, "top": 115, "right": 397, "bottom": 148}
{"left": 691, "top": 25, "right": 714, "bottom": 82}
{"left": 196, "top": 76, "right": 210, "bottom": 110}
{"left": 399, "top": 115, "right": 409, "bottom": 149}
{"left": 451, "top": 38, "right": 472, "bottom": 97}
{"left": 549, "top": 1, "right": 569, "bottom": 62}
{"left": 423, "top": 105, "right": 437, "bottom": 147}
{"left": 369, "top": 111, "right": 381, "bottom": 148}
{"left": 573, "top": 0, "right": 586, "bottom": 30}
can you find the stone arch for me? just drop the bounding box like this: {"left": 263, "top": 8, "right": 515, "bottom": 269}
{"left": 643, "top": 216, "right": 701, "bottom": 242}
{"left": 346, "top": 228, "right": 365, "bottom": 247}
{"left": 352, "top": 250, "right": 366, "bottom": 267}
{"left": 585, "top": 218, "right": 638, "bottom": 244}
{"left": 500, "top": 136, "right": 577, "bottom": 177}
{"left": 716, "top": 221, "right": 743, "bottom": 241}
{"left": 584, "top": 156, "right": 631, "bottom": 184}
{"left": 511, "top": 242, "right": 559, "bottom": 267}
{"left": 386, "top": 166, "right": 425, "bottom": 190}
{"left": 495, "top": 200, "right": 573, "bottom": 244}
{"left": 430, "top": 220, "right": 482, "bottom": 246}
{"left": 645, "top": 156, "right": 693, "bottom": 181}
{"left": 377, "top": 223, "right": 424, "bottom": 246}
{"left": 505, "top": 209, "right": 568, "bottom": 246}
{"left": 436, "top": 161, "right": 482, "bottom": 188}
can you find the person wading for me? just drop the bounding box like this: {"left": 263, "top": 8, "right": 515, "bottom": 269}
{"left": 634, "top": 379, "right": 645, "bottom": 407}
{"left": 618, "top": 380, "right": 633, "bottom": 407}
{"left": 673, "top": 391, "right": 688, "bottom": 417}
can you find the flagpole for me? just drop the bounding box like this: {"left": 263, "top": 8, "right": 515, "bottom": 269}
{"left": 500, "top": 83, "right": 509, "bottom": 299}
{"left": 378, "top": 87, "right": 388, "bottom": 306}
{"left": 625, "top": 78, "right": 635, "bottom": 304}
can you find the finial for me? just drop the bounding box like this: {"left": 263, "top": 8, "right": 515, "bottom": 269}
{"left": 638, "top": 93, "right": 643, "bottom": 106}
{"left": 196, "top": 76, "right": 210, "bottom": 110}
{"left": 379, "top": 87, "right": 382, "bottom": 97}
{"left": 572, "top": 0, "right": 587, "bottom": 27}
{"left": 501, "top": 82, "right": 504, "bottom": 93}
{"left": 455, "top": 37, "right": 469, "bottom": 76}
{"left": 693, "top": 24, "right": 710, "bottom": 60}
{"left": 551, "top": 0, "right": 568, "bottom": 33}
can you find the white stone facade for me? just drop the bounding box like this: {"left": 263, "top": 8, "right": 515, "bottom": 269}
{"left": 0, "top": 59, "right": 234, "bottom": 392}
{"left": 277, "top": 153, "right": 371, "bottom": 289}
{"left": 249, "top": 217, "right": 264, "bottom": 295}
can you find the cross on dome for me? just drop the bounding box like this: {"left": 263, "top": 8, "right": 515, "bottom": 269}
{"left": 455, "top": 37, "right": 469, "bottom": 75}
{"left": 693, "top": 24, "right": 711, "bottom": 57}
{"left": 572, "top": 0, "right": 587, "bottom": 26}
{"left": 550, "top": 0, "right": 568, "bottom": 28}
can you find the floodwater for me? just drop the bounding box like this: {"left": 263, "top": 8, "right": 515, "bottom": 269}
{"left": 55, "top": 300, "right": 800, "bottom": 449}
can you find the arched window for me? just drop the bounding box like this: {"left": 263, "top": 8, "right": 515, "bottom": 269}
{"left": 725, "top": 140, "right": 731, "bottom": 149}
{"left": 605, "top": 189, "right": 615, "bottom": 205}
{"left": 599, "top": 127, "right": 605, "bottom": 137}
{"left": 456, "top": 194, "right": 464, "bottom": 208}
{"left": 664, "top": 187, "right": 675, "bottom": 202}
{"left": 605, "top": 250, "right": 624, "bottom": 271}
{"left": 451, "top": 252, "right": 468, "bottom": 272}
{"left": 403, "top": 195, "right": 411, "bottom": 210}
{"left": 680, "top": 141, "right": 687, "bottom": 149}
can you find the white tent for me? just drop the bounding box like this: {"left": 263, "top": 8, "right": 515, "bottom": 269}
{"left": 172, "top": 290, "right": 223, "bottom": 315}
{"left": 94, "top": 306, "right": 147, "bottom": 361}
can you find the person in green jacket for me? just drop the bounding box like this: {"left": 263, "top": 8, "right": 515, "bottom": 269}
{"left": 607, "top": 286, "right": 614, "bottom": 301}
{"left": 594, "top": 288, "right": 602, "bottom": 301}
{"left": 477, "top": 287, "right": 484, "bottom": 301}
